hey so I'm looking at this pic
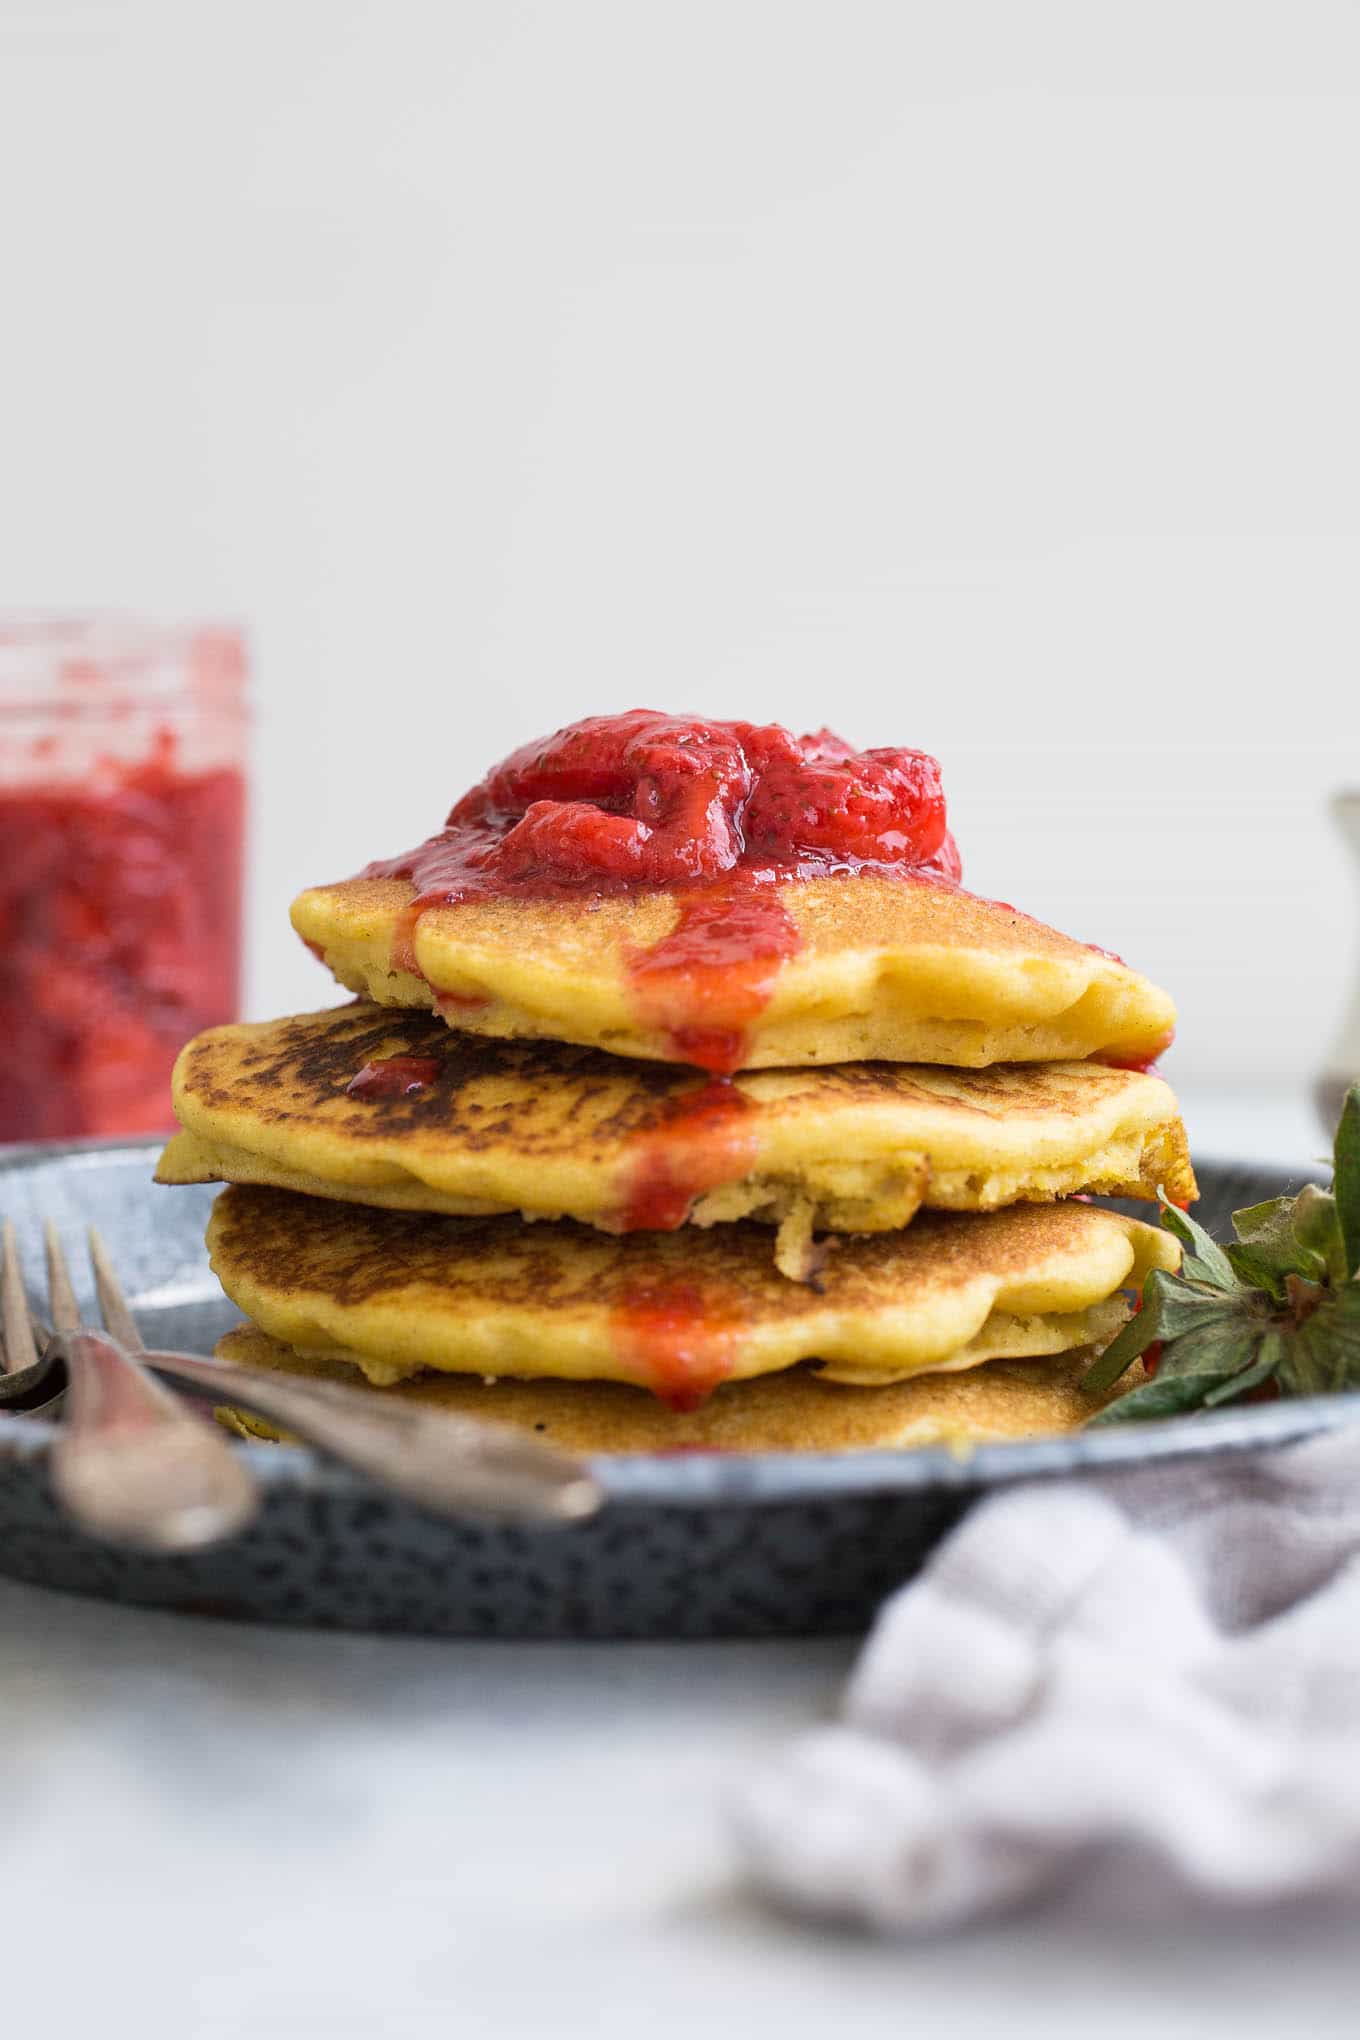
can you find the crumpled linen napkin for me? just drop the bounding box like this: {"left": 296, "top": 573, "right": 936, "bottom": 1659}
{"left": 735, "top": 1424, "right": 1360, "bottom": 1930}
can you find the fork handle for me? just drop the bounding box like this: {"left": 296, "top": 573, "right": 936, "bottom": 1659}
{"left": 142, "top": 1347, "right": 603, "bottom": 1524}
{"left": 49, "top": 1331, "right": 260, "bottom": 1552}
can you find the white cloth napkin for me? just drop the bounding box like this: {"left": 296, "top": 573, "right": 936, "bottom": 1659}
{"left": 734, "top": 1425, "right": 1360, "bottom": 1929}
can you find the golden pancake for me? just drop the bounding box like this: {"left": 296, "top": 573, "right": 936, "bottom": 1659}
{"left": 205, "top": 1186, "right": 1178, "bottom": 1399}
{"left": 290, "top": 873, "right": 1174, "bottom": 1072}
{"left": 214, "top": 1324, "right": 1150, "bottom": 1454}
{"left": 158, "top": 1005, "right": 1195, "bottom": 1275}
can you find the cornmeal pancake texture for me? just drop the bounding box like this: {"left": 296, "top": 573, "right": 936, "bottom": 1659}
{"left": 290, "top": 874, "right": 1175, "bottom": 1071}
{"left": 157, "top": 1005, "right": 1196, "bottom": 1254}
{"left": 205, "top": 1185, "right": 1179, "bottom": 1396}
{"left": 215, "top": 1325, "right": 1151, "bottom": 1455}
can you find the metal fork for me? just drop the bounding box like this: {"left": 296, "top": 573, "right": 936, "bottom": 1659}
{"left": 2, "top": 1218, "right": 259, "bottom": 1551}
{"left": 2, "top": 1221, "right": 604, "bottom": 1534}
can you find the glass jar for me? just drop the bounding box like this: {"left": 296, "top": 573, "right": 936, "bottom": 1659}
{"left": 0, "top": 615, "right": 249, "bottom": 1143}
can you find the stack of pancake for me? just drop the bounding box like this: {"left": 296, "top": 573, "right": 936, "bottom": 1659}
{"left": 158, "top": 759, "right": 1193, "bottom": 1453}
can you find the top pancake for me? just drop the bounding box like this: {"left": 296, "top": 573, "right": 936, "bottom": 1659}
{"left": 157, "top": 1004, "right": 1196, "bottom": 1270}
{"left": 290, "top": 873, "right": 1175, "bottom": 1072}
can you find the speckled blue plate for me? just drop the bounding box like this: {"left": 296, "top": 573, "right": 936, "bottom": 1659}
{"left": 0, "top": 1140, "right": 1353, "bottom": 1638}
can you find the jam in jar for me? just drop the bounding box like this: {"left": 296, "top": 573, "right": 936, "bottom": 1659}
{"left": 0, "top": 616, "right": 248, "bottom": 1142}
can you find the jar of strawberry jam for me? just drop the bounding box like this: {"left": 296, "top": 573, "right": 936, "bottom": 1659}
{"left": 0, "top": 616, "right": 248, "bottom": 1143}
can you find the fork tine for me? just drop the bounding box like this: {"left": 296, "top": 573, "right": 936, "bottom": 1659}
{"left": 89, "top": 1226, "right": 143, "bottom": 1350}
{"left": 45, "top": 1222, "right": 81, "bottom": 1335}
{"left": 1, "top": 1219, "right": 39, "bottom": 1374}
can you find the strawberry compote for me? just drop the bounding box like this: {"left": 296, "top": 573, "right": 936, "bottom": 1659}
{"left": 620, "top": 1076, "right": 759, "bottom": 1232}
{"left": 364, "top": 711, "right": 961, "bottom": 1072}
{"left": 0, "top": 619, "right": 248, "bottom": 1142}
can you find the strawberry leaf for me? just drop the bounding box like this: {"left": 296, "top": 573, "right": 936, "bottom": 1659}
{"left": 1153, "top": 1316, "right": 1262, "bottom": 1379}
{"left": 1080, "top": 1304, "right": 1160, "bottom": 1395}
{"left": 1332, "top": 1083, "right": 1360, "bottom": 1278}
{"left": 1230, "top": 1192, "right": 1330, "bottom": 1291}
{"left": 1223, "top": 1242, "right": 1291, "bottom": 1303}
{"left": 1085, "top": 1089, "right": 1360, "bottom": 1427}
{"left": 1290, "top": 1185, "right": 1348, "bottom": 1287}
{"left": 1156, "top": 1196, "right": 1238, "bottom": 1290}
{"left": 1202, "top": 1330, "right": 1285, "bottom": 1406}
{"left": 1088, "top": 1368, "right": 1245, "bottom": 1425}
{"left": 1278, "top": 1283, "right": 1360, "bottom": 1396}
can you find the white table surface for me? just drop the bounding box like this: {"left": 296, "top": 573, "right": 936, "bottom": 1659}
{"left": 2, "top": 1088, "right": 1352, "bottom": 2039}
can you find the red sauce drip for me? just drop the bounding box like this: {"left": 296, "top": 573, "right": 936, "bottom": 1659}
{"left": 1095, "top": 1029, "right": 1176, "bottom": 1076}
{"left": 358, "top": 711, "right": 960, "bottom": 1069}
{"left": 435, "top": 989, "right": 491, "bottom": 1015}
{"left": 0, "top": 733, "right": 244, "bottom": 1141}
{"left": 391, "top": 906, "right": 421, "bottom": 979}
{"left": 621, "top": 1076, "right": 758, "bottom": 1230}
{"left": 346, "top": 1054, "right": 441, "bottom": 1099}
{"left": 626, "top": 884, "right": 800, "bottom": 1075}
{"left": 611, "top": 1280, "right": 735, "bottom": 1407}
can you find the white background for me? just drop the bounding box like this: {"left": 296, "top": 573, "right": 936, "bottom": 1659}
{"left": 2, "top": 1, "right": 1358, "bottom": 1092}
{"left": 3, "top": 17, "right": 1360, "bottom": 2030}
